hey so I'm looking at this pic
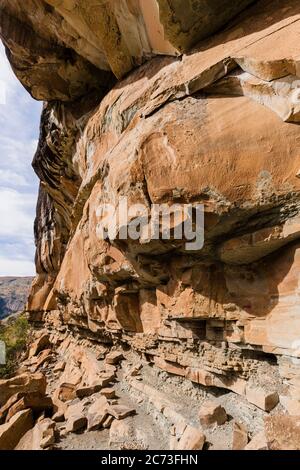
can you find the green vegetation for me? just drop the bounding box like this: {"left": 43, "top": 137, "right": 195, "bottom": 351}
{"left": 0, "top": 314, "right": 30, "bottom": 378}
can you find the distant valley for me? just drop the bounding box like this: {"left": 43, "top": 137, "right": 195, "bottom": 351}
{"left": 0, "top": 277, "right": 33, "bottom": 319}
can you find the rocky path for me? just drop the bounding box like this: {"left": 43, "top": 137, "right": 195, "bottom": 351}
{"left": 0, "top": 330, "right": 297, "bottom": 450}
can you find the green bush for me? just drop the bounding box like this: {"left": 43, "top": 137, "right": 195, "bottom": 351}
{"left": 0, "top": 314, "right": 30, "bottom": 378}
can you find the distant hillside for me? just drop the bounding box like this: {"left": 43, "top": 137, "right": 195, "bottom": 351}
{"left": 0, "top": 277, "right": 33, "bottom": 319}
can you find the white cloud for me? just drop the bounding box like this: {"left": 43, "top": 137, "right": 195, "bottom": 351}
{"left": 0, "top": 169, "right": 29, "bottom": 187}
{"left": 0, "top": 43, "right": 42, "bottom": 277}
{"left": 0, "top": 256, "right": 35, "bottom": 277}
{"left": 0, "top": 80, "right": 6, "bottom": 105}
{"left": 0, "top": 188, "right": 36, "bottom": 238}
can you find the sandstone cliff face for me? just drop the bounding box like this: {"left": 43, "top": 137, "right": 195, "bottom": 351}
{"left": 1, "top": 0, "right": 300, "bottom": 409}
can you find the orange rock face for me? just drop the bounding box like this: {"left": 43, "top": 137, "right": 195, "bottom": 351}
{"left": 1, "top": 0, "right": 300, "bottom": 404}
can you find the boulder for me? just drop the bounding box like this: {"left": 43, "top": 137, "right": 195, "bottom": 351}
{"left": 100, "top": 373, "right": 116, "bottom": 384}
{"left": 232, "top": 421, "right": 248, "bottom": 450}
{"left": 0, "top": 393, "right": 23, "bottom": 424}
{"left": 105, "top": 364, "right": 117, "bottom": 374}
{"left": 101, "top": 388, "right": 116, "bottom": 399}
{"left": 29, "top": 334, "right": 51, "bottom": 358}
{"left": 105, "top": 352, "right": 124, "bottom": 365}
{"left": 246, "top": 386, "right": 279, "bottom": 412}
{"left": 65, "top": 415, "right": 87, "bottom": 433}
{"left": 176, "top": 425, "right": 206, "bottom": 450}
{"left": 36, "top": 418, "right": 56, "bottom": 449}
{"left": 244, "top": 431, "right": 268, "bottom": 451}
{"left": 76, "top": 384, "right": 102, "bottom": 399}
{"left": 15, "top": 429, "right": 35, "bottom": 450}
{"left": 5, "top": 393, "right": 53, "bottom": 422}
{"left": 87, "top": 396, "right": 109, "bottom": 431}
{"left": 126, "top": 364, "right": 143, "bottom": 378}
{"left": 65, "top": 401, "right": 87, "bottom": 433}
{"left": 103, "top": 415, "right": 114, "bottom": 429}
{"left": 31, "top": 349, "right": 54, "bottom": 372}
{"left": 16, "top": 418, "right": 56, "bottom": 450}
{"left": 57, "top": 353, "right": 83, "bottom": 388}
{"left": 108, "top": 405, "right": 136, "bottom": 420}
{"left": 0, "top": 409, "right": 33, "bottom": 450}
{"left": 51, "top": 388, "right": 68, "bottom": 419}
{"left": 0, "top": 373, "right": 47, "bottom": 406}
{"left": 65, "top": 401, "right": 84, "bottom": 420}
{"left": 57, "top": 383, "right": 77, "bottom": 402}
{"left": 199, "top": 401, "right": 227, "bottom": 428}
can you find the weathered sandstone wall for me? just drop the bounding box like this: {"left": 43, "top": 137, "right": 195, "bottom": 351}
{"left": 1, "top": 0, "right": 300, "bottom": 407}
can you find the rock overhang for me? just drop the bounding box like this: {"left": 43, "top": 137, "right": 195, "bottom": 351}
{"left": 1, "top": 0, "right": 300, "bottom": 416}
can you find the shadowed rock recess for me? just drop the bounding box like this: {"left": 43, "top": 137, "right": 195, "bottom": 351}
{"left": 1, "top": 0, "right": 300, "bottom": 450}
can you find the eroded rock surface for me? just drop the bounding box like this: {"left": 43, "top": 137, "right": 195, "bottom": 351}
{"left": 1, "top": 0, "right": 300, "bottom": 450}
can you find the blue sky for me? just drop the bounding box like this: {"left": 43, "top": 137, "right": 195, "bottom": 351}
{"left": 0, "top": 43, "right": 42, "bottom": 276}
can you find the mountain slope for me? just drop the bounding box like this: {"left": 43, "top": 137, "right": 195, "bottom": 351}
{"left": 0, "top": 277, "right": 33, "bottom": 319}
